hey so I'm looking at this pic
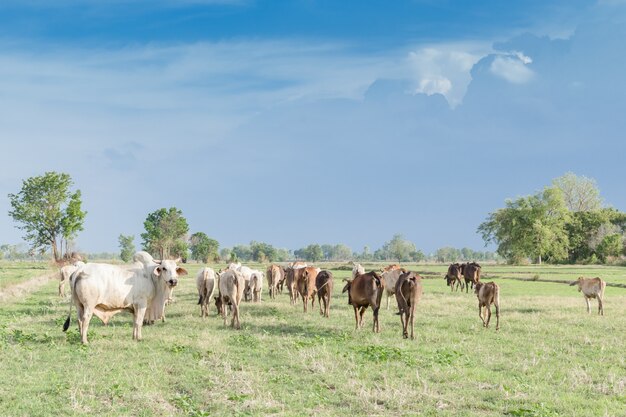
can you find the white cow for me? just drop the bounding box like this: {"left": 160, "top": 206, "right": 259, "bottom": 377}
{"left": 196, "top": 267, "right": 217, "bottom": 317}
{"left": 63, "top": 253, "right": 187, "bottom": 344}
{"left": 217, "top": 269, "right": 245, "bottom": 329}
{"left": 58, "top": 261, "right": 85, "bottom": 297}
{"left": 352, "top": 262, "right": 365, "bottom": 280}
{"left": 249, "top": 270, "right": 264, "bottom": 302}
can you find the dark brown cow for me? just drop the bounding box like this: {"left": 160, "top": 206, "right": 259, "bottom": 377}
{"left": 395, "top": 271, "right": 423, "bottom": 339}
{"left": 316, "top": 270, "right": 334, "bottom": 318}
{"left": 474, "top": 281, "right": 500, "bottom": 330}
{"left": 342, "top": 271, "right": 385, "bottom": 333}
{"left": 445, "top": 263, "right": 464, "bottom": 292}
{"left": 298, "top": 267, "right": 319, "bottom": 312}
{"left": 462, "top": 262, "right": 481, "bottom": 293}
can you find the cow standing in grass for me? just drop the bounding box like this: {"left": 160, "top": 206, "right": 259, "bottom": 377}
{"left": 316, "top": 270, "right": 333, "bottom": 318}
{"left": 63, "top": 252, "right": 187, "bottom": 344}
{"left": 342, "top": 271, "right": 385, "bottom": 333}
{"left": 462, "top": 262, "right": 481, "bottom": 293}
{"left": 196, "top": 267, "right": 216, "bottom": 317}
{"left": 474, "top": 281, "right": 500, "bottom": 330}
{"left": 395, "top": 271, "right": 423, "bottom": 339}
{"left": 570, "top": 277, "right": 606, "bottom": 315}
{"left": 445, "top": 263, "right": 464, "bottom": 292}
{"left": 217, "top": 269, "right": 245, "bottom": 329}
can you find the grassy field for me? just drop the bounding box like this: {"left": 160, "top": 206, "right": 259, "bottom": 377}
{"left": 0, "top": 261, "right": 55, "bottom": 290}
{"left": 1, "top": 262, "right": 625, "bottom": 416}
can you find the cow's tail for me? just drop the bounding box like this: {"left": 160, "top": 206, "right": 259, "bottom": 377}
{"left": 494, "top": 283, "right": 500, "bottom": 311}
{"left": 63, "top": 269, "right": 83, "bottom": 332}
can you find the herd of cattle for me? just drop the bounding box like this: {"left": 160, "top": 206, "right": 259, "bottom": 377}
{"left": 56, "top": 252, "right": 608, "bottom": 344}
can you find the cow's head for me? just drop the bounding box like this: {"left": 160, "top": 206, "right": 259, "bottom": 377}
{"left": 570, "top": 277, "right": 584, "bottom": 291}
{"left": 474, "top": 281, "right": 483, "bottom": 295}
{"left": 153, "top": 259, "right": 188, "bottom": 287}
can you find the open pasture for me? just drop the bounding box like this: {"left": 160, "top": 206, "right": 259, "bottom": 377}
{"left": 1, "top": 263, "right": 625, "bottom": 416}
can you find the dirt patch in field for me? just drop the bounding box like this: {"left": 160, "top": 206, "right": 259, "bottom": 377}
{"left": 0, "top": 273, "right": 57, "bottom": 303}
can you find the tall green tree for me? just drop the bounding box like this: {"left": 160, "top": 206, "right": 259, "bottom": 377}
{"left": 189, "top": 232, "right": 219, "bottom": 263}
{"left": 8, "top": 172, "right": 86, "bottom": 261}
{"left": 118, "top": 234, "right": 136, "bottom": 263}
{"left": 478, "top": 187, "right": 570, "bottom": 264}
{"left": 294, "top": 244, "right": 324, "bottom": 262}
{"left": 250, "top": 241, "right": 277, "bottom": 262}
{"left": 386, "top": 234, "right": 417, "bottom": 262}
{"left": 141, "top": 207, "right": 189, "bottom": 259}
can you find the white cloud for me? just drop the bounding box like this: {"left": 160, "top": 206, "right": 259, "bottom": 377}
{"left": 489, "top": 51, "right": 534, "bottom": 84}
{"left": 407, "top": 43, "right": 491, "bottom": 107}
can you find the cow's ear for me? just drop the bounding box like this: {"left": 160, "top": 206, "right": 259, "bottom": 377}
{"left": 153, "top": 266, "right": 162, "bottom": 277}
{"left": 176, "top": 267, "right": 188, "bottom": 276}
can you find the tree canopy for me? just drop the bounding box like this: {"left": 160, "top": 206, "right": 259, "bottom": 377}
{"left": 189, "top": 232, "right": 219, "bottom": 263}
{"left": 8, "top": 172, "right": 86, "bottom": 261}
{"left": 118, "top": 234, "right": 136, "bottom": 262}
{"left": 141, "top": 207, "right": 189, "bottom": 259}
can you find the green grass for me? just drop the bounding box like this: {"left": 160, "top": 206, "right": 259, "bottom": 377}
{"left": 0, "top": 262, "right": 625, "bottom": 416}
{"left": 0, "top": 261, "right": 54, "bottom": 290}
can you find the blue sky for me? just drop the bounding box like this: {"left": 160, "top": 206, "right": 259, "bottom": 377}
{"left": 1, "top": 0, "right": 625, "bottom": 255}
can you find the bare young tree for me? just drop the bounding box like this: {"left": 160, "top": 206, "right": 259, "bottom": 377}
{"left": 552, "top": 172, "right": 602, "bottom": 212}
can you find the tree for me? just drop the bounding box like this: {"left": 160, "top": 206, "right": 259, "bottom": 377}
{"left": 8, "top": 172, "right": 86, "bottom": 261}
{"left": 596, "top": 234, "right": 623, "bottom": 261}
{"left": 118, "top": 234, "right": 136, "bottom": 263}
{"left": 220, "top": 248, "right": 233, "bottom": 262}
{"left": 295, "top": 244, "right": 324, "bottom": 262}
{"left": 479, "top": 187, "right": 570, "bottom": 264}
{"left": 189, "top": 232, "right": 219, "bottom": 263}
{"left": 250, "top": 241, "right": 277, "bottom": 262}
{"left": 232, "top": 245, "right": 252, "bottom": 262}
{"left": 552, "top": 172, "right": 603, "bottom": 212}
{"left": 141, "top": 207, "right": 189, "bottom": 259}
{"left": 386, "top": 234, "right": 417, "bottom": 262}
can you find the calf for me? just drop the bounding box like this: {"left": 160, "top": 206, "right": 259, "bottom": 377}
{"left": 395, "top": 271, "right": 423, "bottom": 339}
{"left": 249, "top": 271, "right": 264, "bottom": 302}
{"left": 445, "top": 263, "right": 464, "bottom": 292}
{"left": 462, "top": 262, "right": 481, "bottom": 293}
{"left": 570, "top": 277, "right": 606, "bottom": 315}
{"left": 316, "top": 270, "right": 334, "bottom": 318}
{"left": 298, "top": 267, "right": 319, "bottom": 312}
{"left": 474, "top": 281, "right": 500, "bottom": 330}
{"left": 218, "top": 269, "right": 245, "bottom": 329}
{"left": 342, "top": 271, "right": 385, "bottom": 333}
{"left": 381, "top": 268, "right": 406, "bottom": 310}
{"left": 196, "top": 267, "right": 217, "bottom": 317}
{"left": 58, "top": 261, "right": 85, "bottom": 297}
{"left": 285, "top": 267, "right": 302, "bottom": 305}
{"left": 267, "top": 264, "right": 283, "bottom": 299}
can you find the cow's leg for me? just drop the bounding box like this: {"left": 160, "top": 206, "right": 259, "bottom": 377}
{"left": 326, "top": 295, "right": 331, "bottom": 318}
{"left": 319, "top": 295, "right": 324, "bottom": 315}
{"left": 359, "top": 307, "right": 368, "bottom": 329}
{"left": 598, "top": 296, "right": 603, "bottom": 316}
{"left": 232, "top": 304, "right": 240, "bottom": 329}
{"left": 59, "top": 279, "right": 65, "bottom": 298}
{"left": 494, "top": 302, "right": 500, "bottom": 330}
{"left": 76, "top": 303, "right": 85, "bottom": 339}
{"left": 478, "top": 304, "right": 485, "bottom": 327}
{"left": 373, "top": 306, "right": 381, "bottom": 333}
{"left": 222, "top": 297, "right": 228, "bottom": 326}
{"left": 353, "top": 306, "right": 359, "bottom": 330}
{"left": 485, "top": 305, "right": 492, "bottom": 328}
{"left": 133, "top": 304, "right": 147, "bottom": 340}
{"left": 400, "top": 311, "right": 408, "bottom": 338}
{"left": 585, "top": 297, "right": 591, "bottom": 314}
{"left": 80, "top": 306, "right": 93, "bottom": 345}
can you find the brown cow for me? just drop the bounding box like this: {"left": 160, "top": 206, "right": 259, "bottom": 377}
{"left": 342, "top": 271, "right": 385, "bottom": 333}
{"left": 395, "top": 271, "right": 423, "bottom": 339}
{"left": 266, "top": 264, "right": 283, "bottom": 299}
{"left": 316, "top": 270, "right": 334, "bottom": 318}
{"left": 445, "top": 263, "right": 464, "bottom": 292}
{"left": 462, "top": 262, "right": 481, "bottom": 293}
{"left": 285, "top": 267, "right": 302, "bottom": 305}
{"left": 570, "top": 277, "right": 606, "bottom": 315}
{"left": 474, "top": 281, "right": 500, "bottom": 330}
{"left": 298, "top": 267, "right": 319, "bottom": 312}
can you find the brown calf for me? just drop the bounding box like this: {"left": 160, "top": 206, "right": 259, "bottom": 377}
{"left": 462, "top": 262, "right": 481, "bottom": 293}
{"left": 395, "top": 271, "right": 423, "bottom": 339}
{"left": 342, "top": 271, "right": 385, "bottom": 333}
{"left": 298, "top": 267, "right": 319, "bottom": 312}
{"left": 316, "top": 270, "right": 334, "bottom": 318}
{"left": 445, "top": 263, "right": 464, "bottom": 292}
{"left": 474, "top": 281, "right": 500, "bottom": 330}
{"left": 570, "top": 277, "right": 606, "bottom": 315}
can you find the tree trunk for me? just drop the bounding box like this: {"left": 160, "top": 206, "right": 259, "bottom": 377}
{"left": 538, "top": 254, "right": 542, "bottom": 265}
{"left": 51, "top": 239, "right": 60, "bottom": 262}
